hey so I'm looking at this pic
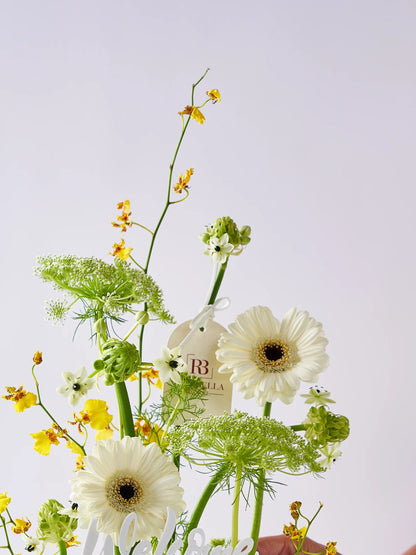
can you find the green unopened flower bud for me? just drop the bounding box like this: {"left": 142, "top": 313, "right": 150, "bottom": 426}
{"left": 135, "top": 311, "right": 149, "bottom": 325}
{"left": 303, "top": 406, "right": 350, "bottom": 446}
{"left": 93, "top": 359, "right": 105, "bottom": 371}
{"left": 211, "top": 217, "right": 240, "bottom": 246}
{"left": 102, "top": 339, "right": 140, "bottom": 385}
{"left": 239, "top": 225, "right": 251, "bottom": 245}
{"left": 199, "top": 232, "right": 212, "bottom": 245}
{"left": 37, "top": 499, "right": 77, "bottom": 544}
{"left": 93, "top": 318, "right": 107, "bottom": 336}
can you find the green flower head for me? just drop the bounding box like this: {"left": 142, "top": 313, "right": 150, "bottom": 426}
{"left": 303, "top": 406, "right": 350, "bottom": 447}
{"left": 100, "top": 339, "right": 141, "bottom": 385}
{"left": 37, "top": 499, "right": 77, "bottom": 544}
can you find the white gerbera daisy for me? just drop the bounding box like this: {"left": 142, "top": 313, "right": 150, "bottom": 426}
{"left": 70, "top": 437, "right": 185, "bottom": 544}
{"left": 204, "top": 233, "right": 234, "bottom": 264}
{"left": 216, "top": 306, "right": 329, "bottom": 406}
{"left": 152, "top": 346, "right": 187, "bottom": 384}
{"left": 57, "top": 367, "right": 95, "bottom": 406}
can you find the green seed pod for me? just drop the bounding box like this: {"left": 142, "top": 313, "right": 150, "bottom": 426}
{"left": 37, "top": 499, "right": 77, "bottom": 544}
{"left": 239, "top": 225, "right": 252, "bottom": 245}
{"left": 102, "top": 339, "right": 141, "bottom": 385}
{"left": 211, "top": 216, "right": 240, "bottom": 246}
{"left": 199, "top": 231, "right": 212, "bottom": 245}
{"left": 93, "top": 318, "right": 107, "bottom": 336}
{"left": 93, "top": 359, "right": 105, "bottom": 371}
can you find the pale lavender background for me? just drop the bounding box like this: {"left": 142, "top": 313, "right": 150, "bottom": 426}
{"left": 1, "top": 1, "right": 416, "bottom": 553}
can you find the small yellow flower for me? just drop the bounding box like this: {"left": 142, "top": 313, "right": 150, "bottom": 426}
{"left": 206, "top": 89, "right": 221, "bottom": 103}
{"left": 65, "top": 536, "right": 81, "bottom": 548}
{"left": 81, "top": 399, "right": 113, "bottom": 430}
{"left": 33, "top": 351, "right": 43, "bottom": 365}
{"left": 135, "top": 417, "right": 166, "bottom": 447}
{"left": 142, "top": 368, "right": 163, "bottom": 389}
{"left": 30, "top": 428, "right": 60, "bottom": 455}
{"left": 282, "top": 523, "right": 306, "bottom": 540}
{"left": 178, "top": 105, "right": 205, "bottom": 124}
{"left": 174, "top": 168, "right": 194, "bottom": 194}
{"left": 111, "top": 200, "right": 132, "bottom": 232}
{"left": 12, "top": 518, "right": 31, "bottom": 534}
{"left": 110, "top": 238, "right": 132, "bottom": 261}
{"left": 0, "top": 492, "right": 11, "bottom": 514}
{"left": 3, "top": 386, "right": 37, "bottom": 413}
{"left": 325, "top": 541, "right": 338, "bottom": 554}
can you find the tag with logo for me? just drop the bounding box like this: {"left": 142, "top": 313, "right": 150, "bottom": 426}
{"left": 166, "top": 319, "right": 232, "bottom": 417}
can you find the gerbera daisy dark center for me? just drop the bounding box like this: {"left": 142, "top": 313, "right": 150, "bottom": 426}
{"left": 106, "top": 474, "right": 143, "bottom": 513}
{"left": 254, "top": 339, "right": 292, "bottom": 373}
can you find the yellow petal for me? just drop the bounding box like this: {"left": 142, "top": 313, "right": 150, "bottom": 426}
{"left": 14, "top": 392, "right": 37, "bottom": 413}
{"left": 83, "top": 399, "right": 113, "bottom": 430}
{"left": 191, "top": 107, "right": 205, "bottom": 124}
{"left": 30, "top": 431, "right": 52, "bottom": 456}
{"left": 95, "top": 427, "right": 113, "bottom": 440}
{"left": 0, "top": 492, "right": 11, "bottom": 514}
{"left": 66, "top": 441, "right": 84, "bottom": 456}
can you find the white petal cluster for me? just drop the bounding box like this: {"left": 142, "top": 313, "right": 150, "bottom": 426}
{"left": 57, "top": 367, "right": 95, "bottom": 406}
{"left": 204, "top": 233, "right": 234, "bottom": 264}
{"left": 217, "top": 306, "right": 329, "bottom": 406}
{"left": 152, "top": 346, "right": 187, "bottom": 384}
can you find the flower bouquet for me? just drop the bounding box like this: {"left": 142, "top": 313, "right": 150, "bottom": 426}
{"left": 1, "top": 71, "right": 349, "bottom": 555}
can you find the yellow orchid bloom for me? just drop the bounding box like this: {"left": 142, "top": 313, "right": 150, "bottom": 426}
{"left": 174, "top": 168, "right": 194, "bottom": 194}
{"left": 0, "top": 492, "right": 11, "bottom": 514}
{"left": 95, "top": 426, "right": 113, "bottom": 440}
{"left": 326, "top": 541, "right": 338, "bottom": 555}
{"left": 109, "top": 238, "right": 132, "bottom": 261}
{"left": 30, "top": 428, "right": 60, "bottom": 456}
{"left": 178, "top": 105, "right": 205, "bottom": 124}
{"left": 112, "top": 200, "right": 132, "bottom": 232}
{"left": 142, "top": 368, "right": 163, "bottom": 389}
{"left": 66, "top": 440, "right": 84, "bottom": 456}
{"left": 3, "top": 386, "right": 37, "bottom": 413}
{"left": 65, "top": 536, "right": 81, "bottom": 548}
{"left": 11, "top": 518, "right": 31, "bottom": 534}
{"left": 206, "top": 89, "right": 221, "bottom": 103}
{"left": 82, "top": 399, "right": 113, "bottom": 430}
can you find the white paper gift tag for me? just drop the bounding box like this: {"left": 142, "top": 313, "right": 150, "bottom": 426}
{"left": 166, "top": 319, "right": 232, "bottom": 416}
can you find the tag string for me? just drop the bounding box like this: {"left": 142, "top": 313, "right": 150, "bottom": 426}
{"left": 178, "top": 297, "right": 230, "bottom": 350}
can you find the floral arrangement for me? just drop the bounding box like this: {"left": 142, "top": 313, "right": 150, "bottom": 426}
{"left": 1, "top": 71, "right": 349, "bottom": 555}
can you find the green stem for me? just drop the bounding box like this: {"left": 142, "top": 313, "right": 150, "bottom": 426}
{"left": 207, "top": 260, "right": 228, "bottom": 305}
{"left": 58, "top": 539, "right": 67, "bottom": 555}
{"left": 290, "top": 424, "right": 306, "bottom": 432}
{"left": 114, "top": 382, "right": 136, "bottom": 438}
{"left": 0, "top": 515, "right": 14, "bottom": 555}
{"left": 160, "top": 397, "right": 182, "bottom": 444}
{"left": 232, "top": 463, "right": 242, "bottom": 548}
{"left": 248, "top": 402, "right": 272, "bottom": 555}
{"left": 181, "top": 464, "right": 228, "bottom": 555}
{"left": 137, "top": 69, "right": 210, "bottom": 412}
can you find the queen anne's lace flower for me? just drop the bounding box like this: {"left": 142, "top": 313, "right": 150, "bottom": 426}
{"left": 70, "top": 437, "right": 185, "bottom": 544}
{"left": 216, "top": 306, "right": 329, "bottom": 406}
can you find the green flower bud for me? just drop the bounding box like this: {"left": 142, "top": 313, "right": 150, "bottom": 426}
{"left": 239, "top": 225, "right": 252, "bottom": 245}
{"left": 303, "top": 406, "right": 350, "bottom": 447}
{"left": 37, "top": 499, "right": 77, "bottom": 544}
{"left": 101, "top": 339, "right": 140, "bottom": 385}
{"left": 93, "top": 359, "right": 105, "bottom": 371}
{"left": 199, "top": 232, "right": 212, "bottom": 245}
{"left": 211, "top": 217, "right": 240, "bottom": 246}
{"left": 93, "top": 318, "right": 107, "bottom": 336}
{"left": 135, "top": 310, "right": 149, "bottom": 325}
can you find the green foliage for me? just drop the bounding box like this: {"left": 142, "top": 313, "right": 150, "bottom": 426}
{"left": 35, "top": 255, "right": 174, "bottom": 327}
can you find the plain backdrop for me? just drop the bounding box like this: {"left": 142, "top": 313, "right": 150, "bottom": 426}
{"left": 1, "top": 1, "right": 415, "bottom": 553}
